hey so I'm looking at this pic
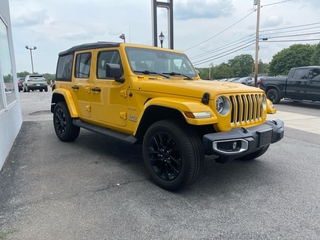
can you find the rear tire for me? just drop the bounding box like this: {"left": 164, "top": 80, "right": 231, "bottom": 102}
{"left": 53, "top": 102, "right": 80, "bottom": 142}
{"left": 142, "top": 119, "right": 204, "bottom": 191}
{"left": 237, "top": 145, "right": 270, "bottom": 161}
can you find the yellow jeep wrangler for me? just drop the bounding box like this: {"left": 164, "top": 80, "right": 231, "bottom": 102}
{"left": 51, "top": 42, "right": 284, "bottom": 191}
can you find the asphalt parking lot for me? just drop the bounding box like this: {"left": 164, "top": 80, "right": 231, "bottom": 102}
{"left": 0, "top": 90, "right": 320, "bottom": 239}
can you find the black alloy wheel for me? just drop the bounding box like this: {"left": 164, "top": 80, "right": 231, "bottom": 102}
{"left": 266, "top": 88, "right": 280, "bottom": 104}
{"left": 143, "top": 119, "right": 204, "bottom": 191}
{"left": 53, "top": 102, "right": 80, "bottom": 142}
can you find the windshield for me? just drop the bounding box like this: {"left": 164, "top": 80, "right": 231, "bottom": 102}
{"left": 125, "top": 47, "right": 198, "bottom": 78}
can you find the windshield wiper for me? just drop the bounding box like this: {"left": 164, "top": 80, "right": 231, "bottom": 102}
{"left": 134, "top": 70, "right": 170, "bottom": 78}
{"left": 163, "top": 72, "right": 193, "bottom": 80}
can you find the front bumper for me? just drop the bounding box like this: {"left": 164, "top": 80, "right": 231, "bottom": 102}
{"left": 203, "top": 119, "right": 284, "bottom": 158}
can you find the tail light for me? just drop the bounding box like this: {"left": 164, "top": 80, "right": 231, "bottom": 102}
{"left": 257, "top": 79, "right": 262, "bottom": 88}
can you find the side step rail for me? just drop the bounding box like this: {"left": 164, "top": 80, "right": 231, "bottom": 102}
{"left": 73, "top": 119, "right": 138, "bottom": 144}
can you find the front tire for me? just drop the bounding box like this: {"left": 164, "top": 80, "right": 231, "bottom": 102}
{"left": 53, "top": 102, "right": 80, "bottom": 142}
{"left": 266, "top": 88, "right": 280, "bottom": 104}
{"left": 142, "top": 120, "right": 204, "bottom": 191}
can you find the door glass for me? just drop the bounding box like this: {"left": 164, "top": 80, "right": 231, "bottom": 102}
{"left": 0, "top": 18, "right": 16, "bottom": 107}
{"left": 96, "top": 50, "right": 122, "bottom": 79}
{"left": 56, "top": 54, "right": 73, "bottom": 81}
{"left": 75, "top": 52, "right": 91, "bottom": 78}
{"left": 292, "top": 69, "right": 308, "bottom": 79}
{"left": 309, "top": 69, "right": 320, "bottom": 80}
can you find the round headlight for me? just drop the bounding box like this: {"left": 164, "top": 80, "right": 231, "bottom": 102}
{"left": 216, "top": 96, "right": 230, "bottom": 115}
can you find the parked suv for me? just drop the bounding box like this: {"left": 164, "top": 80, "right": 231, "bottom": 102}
{"left": 51, "top": 42, "right": 284, "bottom": 191}
{"left": 23, "top": 75, "right": 48, "bottom": 92}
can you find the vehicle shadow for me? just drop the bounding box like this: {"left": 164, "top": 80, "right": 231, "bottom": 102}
{"left": 71, "top": 129, "right": 277, "bottom": 196}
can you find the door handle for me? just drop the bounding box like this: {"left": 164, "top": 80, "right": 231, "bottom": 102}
{"left": 91, "top": 87, "right": 101, "bottom": 92}
{"left": 71, "top": 85, "right": 79, "bottom": 90}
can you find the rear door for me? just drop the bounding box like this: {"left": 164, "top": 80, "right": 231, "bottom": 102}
{"left": 56, "top": 51, "right": 92, "bottom": 119}
{"left": 72, "top": 51, "right": 92, "bottom": 119}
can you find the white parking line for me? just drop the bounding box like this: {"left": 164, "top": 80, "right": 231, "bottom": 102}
{"left": 267, "top": 111, "right": 320, "bottom": 135}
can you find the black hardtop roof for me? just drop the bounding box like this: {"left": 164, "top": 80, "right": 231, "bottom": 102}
{"left": 59, "top": 42, "right": 121, "bottom": 56}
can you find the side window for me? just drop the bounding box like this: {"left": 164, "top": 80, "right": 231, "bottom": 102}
{"left": 309, "top": 69, "right": 320, "bottom": 80}
{"left": 292, "top": 69, "right": 309, "bottom": 79}
{"left": 56, "top": 54, "right": 73, "bottom": 81}
{"left": 75, "top": 52, "right": 91, "bottom": 78}
{"left": 97, "top": 50, "right": 122, "bottom": 79}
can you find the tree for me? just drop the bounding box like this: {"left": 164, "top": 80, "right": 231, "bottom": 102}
{"left": 228, "top": 54, "right": 254, "bottom": 77}
{"left": 197, "top": 68, "right": 209, "bottom": 80}
{"left": 258, "top": 59, "right": 264, "bottom": 73}
{"left": 43, "top": 73, "right": 56, "bottom": 84}
{"left": 310, "top": 42, "right": 320, "bottom": 66}
{"left": 17, "top": 71, "right": 31, "bottom": 77}
{"left": 263, "top": 63, "right": 269, "bottom": 74}
{"left": 212, "top": 63, "right": 232, "bottom": 79}
{"left": 269, "top": 44, "right": 316, "bottom": 76}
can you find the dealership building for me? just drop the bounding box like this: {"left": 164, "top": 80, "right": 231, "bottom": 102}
{"left": 0, "top": 0, "right": 22, "bottom": 170}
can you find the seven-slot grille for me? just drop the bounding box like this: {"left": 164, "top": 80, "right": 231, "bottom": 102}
{"left": 229, "top": 94, "right": 264, "bottom": 125}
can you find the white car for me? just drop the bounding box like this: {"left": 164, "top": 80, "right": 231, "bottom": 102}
{"left": 23, "top": 75, "right": 48, "bottom": 92}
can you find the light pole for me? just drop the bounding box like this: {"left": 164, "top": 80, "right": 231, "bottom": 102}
{"left": 159, "top": 31, "right": 164, "bottom": 48}
{"left": 119, "top": 33, "right": 125, "bottom": 43}
{"left": 25, "top": 46, "right": 37, "bottom": 73}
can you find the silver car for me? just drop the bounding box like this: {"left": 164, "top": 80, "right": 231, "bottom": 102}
{"left": 23, "top": 75, "right": 48, "bottom": 92}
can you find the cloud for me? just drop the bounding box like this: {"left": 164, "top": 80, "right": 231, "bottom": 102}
{"left": 174, "top": 0, "right": 234, "bottom": 20}
{"left": 11, "top": 9, "right": 49, "bottom": 27}
{"left": 261, "top": 15, "right": 283, "bottom": 28}
{"left": 290, "top": 0, "right": 320, "bottom": 9}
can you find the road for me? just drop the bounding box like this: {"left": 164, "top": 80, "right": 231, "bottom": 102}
{"left": 0, "top": 91, "right": 319, "bottom": 239}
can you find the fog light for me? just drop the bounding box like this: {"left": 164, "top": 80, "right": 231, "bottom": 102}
{"left": 232, "top": 141, "right": 237, "bottom": 150}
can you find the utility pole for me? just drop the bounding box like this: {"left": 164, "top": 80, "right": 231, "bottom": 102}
{"left": 209, "top": 63, "right": 213, "bottom": 80}
{"left": 254, "top": 0, "right": 261, "bottom": 87}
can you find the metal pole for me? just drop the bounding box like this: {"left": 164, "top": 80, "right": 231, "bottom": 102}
{"left": 25, "top": 46, "right": 36, "bottom": 73}
{"left": 254, "top": 0, "right": 260, "bottom": 87}
{"left": 30, "top": 49, "right": 34, "bottom": 73}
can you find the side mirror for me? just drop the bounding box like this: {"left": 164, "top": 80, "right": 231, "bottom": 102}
{"left": 105, "top": 63, "right": 125, "bottom": 83}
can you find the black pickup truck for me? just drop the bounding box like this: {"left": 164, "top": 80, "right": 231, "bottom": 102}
{"left": 259, "top": 66, "right": 320, "bottom": 104}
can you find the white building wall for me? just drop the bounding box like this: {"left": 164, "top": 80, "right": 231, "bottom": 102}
{"left": 0, "top": 0, "right": 23, "bottom": 170}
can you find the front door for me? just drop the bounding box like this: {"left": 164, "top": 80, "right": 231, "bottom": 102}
{"left": 307, "top": 68, "right": 320, "bottom": 101}
{"left": 90, "top": 49, "right": 127, "bottom": 127}
{"left": 286, "top": 68, "right": 309, "bottom": 99}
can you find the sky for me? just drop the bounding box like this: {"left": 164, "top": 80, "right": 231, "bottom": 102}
{"left": 8, "top": 0, "right": 320, "bottom": 74}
